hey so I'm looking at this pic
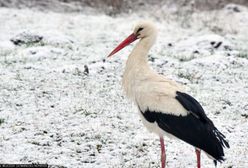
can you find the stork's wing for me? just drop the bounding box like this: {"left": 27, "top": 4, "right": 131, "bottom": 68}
{"left": 139, "top": 91, "right": 229, "bottom": 163}
{"left": 175, "top": 91, "right": 209, "bottom": 122}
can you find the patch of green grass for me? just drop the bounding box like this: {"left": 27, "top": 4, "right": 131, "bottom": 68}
{"left": 178, "top": 71, "right": 194, "bottom": 81}
{"left": 237, "top": 51, "right": 248, "bottom": 59}
{"left": 0, "top": 118, "right": 5, "bottom": 125}
{"left": 73, "top": 106, "right": 96, "bottom": 117}
{"left": 178, "top": 54, "right": 196, "bottom": 62}
{"left": 23, "top": 41, "right": 45, "bottom": 48}
{"left": 177, "top": 70, "right": 202, "bottom": 82}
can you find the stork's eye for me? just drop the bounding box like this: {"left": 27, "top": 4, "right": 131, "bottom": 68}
{"left": 137, "top": 27, "right": 144, "bottom": 33}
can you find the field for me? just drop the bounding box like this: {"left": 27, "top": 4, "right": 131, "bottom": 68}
{"left": 0, "top": 4, "right": 248, "bottom": 168}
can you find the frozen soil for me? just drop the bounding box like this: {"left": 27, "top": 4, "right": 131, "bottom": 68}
{"left": 0, "top": 6, "right": 248, "bottom": 168}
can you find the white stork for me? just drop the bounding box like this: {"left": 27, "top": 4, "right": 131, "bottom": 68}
{"left": 107, "top": 21, "right": 229, "bottom": 168}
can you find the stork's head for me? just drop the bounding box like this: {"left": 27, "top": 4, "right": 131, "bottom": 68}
{"left": 108, "top": 21, "right": 157, "bottom": 57}
{"left": 133, "top": 21, "right": 157, "bottom": 39}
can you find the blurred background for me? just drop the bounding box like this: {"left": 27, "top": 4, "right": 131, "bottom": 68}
{"left": 1, "top": 0, "right": 248, "bottom": 14}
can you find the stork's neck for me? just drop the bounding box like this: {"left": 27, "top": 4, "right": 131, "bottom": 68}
{"left": 123, "top": 35, "right": 156, "bottom": 100}
{"left": 126, "top": 35, "right": 156, "bottom": 70}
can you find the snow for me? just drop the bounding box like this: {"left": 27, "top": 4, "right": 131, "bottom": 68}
{"left": 0, "top": 5, "right": 248, "bottom": 168}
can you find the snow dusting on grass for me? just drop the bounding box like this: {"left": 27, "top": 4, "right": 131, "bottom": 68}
{"left": 0, "top": 5, "right": 248, "bottom": 168}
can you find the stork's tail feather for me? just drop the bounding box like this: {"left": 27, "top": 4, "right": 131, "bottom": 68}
{"left": 214, "top": 128, "right": 230, "bottom": 148}
{"left": 214, "top": 160, "right": 217, "bottom": 167}
{"left": 208, "top": 127, "right": 230, "bottom": 164}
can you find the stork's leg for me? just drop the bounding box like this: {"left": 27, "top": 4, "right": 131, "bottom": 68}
{"left": 160, "top": 136, "right": 166, "bottom": 168}
{"left": 195, "top": 149, "right": 201, "bottom": 168}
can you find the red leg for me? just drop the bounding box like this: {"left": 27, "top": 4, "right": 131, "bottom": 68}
{"left": 160, "top": 136, "right": 166, "bottom": 168}
{"left": 195, "top": 149, "right": 201, "bottom": 168}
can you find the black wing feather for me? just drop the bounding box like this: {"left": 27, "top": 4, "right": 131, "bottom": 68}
{"left": 176, "top": 91, "right": 229, "bottom": 149}
{"left": 175, "top": 91, "right": 208, "bottom": 122}
{"left": 140, "top": 91, "right": 229, "bottom": 163}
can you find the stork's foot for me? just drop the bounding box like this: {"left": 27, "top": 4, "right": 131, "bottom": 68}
{"left": 160, "top": 136, "right": 166, "bottom": 168}
{"left": 195, "top": 149, "right": 201, "bottom": 168}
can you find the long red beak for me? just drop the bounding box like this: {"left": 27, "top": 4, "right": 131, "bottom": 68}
{"left": 108, "top": 33, "right": 138, "bottom": 57}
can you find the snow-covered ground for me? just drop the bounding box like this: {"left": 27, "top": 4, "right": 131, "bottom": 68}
{"left": 0, "top": 5, "right": 248, "bottom": 168}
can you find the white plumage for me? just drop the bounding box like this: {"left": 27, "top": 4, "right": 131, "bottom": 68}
{"left": 122, "top": 21, "right": 187, "bottom": 115}
{"left": 108, "top": 21, "right": 229, "bottom": 168}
